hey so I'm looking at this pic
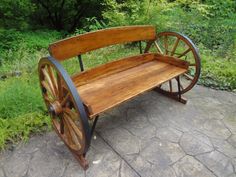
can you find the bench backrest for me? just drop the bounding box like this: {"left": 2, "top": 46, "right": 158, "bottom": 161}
{"left": 49, "top": 25, "right": 156, "bottom": 61}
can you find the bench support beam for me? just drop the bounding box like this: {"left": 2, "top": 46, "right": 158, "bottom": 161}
{"left": 154, "top": 76, "right": 187, "bottom": 104}
{"left": 155, "top": 87, "right": 187, "bottom": 104}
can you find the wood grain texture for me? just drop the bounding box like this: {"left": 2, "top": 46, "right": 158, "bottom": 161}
{"left": 71, "top": 53, "right": 155, "bottom": 87}
{"left": 49, "top": 25, "right": 156, "bottom": 60}
{"left": 154, "top": 54, "right": 189, "bottom": 69}
{"left": 71, "top": 54, "right": 188, "bottom": 117}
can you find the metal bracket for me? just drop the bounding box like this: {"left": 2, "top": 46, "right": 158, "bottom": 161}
{"left": 139, "top": 41, "right": 142, "bottom": 54}
{"left": 78, "top": 55, "right": 84, "bottom": 72}
{"left": 90, "top": 115, "right": 99, "bottom": 137}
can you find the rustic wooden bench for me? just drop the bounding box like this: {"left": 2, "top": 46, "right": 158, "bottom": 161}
{"left": 38, "top": 25, "right": 201, "bottom": 170}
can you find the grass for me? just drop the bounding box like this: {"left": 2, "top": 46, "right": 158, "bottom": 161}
{"left": 0, "top": 30, "right": 235, "bottom": 150}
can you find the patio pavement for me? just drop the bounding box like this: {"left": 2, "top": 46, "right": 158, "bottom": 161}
{"left": 0, "top": 85, "right": 236, "bottom": 177}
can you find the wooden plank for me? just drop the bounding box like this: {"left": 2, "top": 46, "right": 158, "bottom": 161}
{"left": 73, "top": 60, "right": 187, "bottom": 117}
{"left": 72, "top": 53, "right": 155, "bottom": 87}
{"left": 49, "top": 25, "right": 156, "bottom": 60}
{"left": 154, "top": 54, "right": 189, "bottom": 69}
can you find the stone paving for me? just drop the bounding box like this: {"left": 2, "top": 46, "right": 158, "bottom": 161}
{"left": 0, "top": 85, "right": 236, "bottom": 177}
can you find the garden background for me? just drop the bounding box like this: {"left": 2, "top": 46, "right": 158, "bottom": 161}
{"left": 0, "top": 0, "right": 235, "bottom": 149}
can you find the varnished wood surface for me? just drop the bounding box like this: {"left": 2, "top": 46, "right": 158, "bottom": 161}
{"left": 72, "top": 54, "right": 188, "bottom": 117}
{"left": 72, "top": 53, "right": 155, "bottom": 87}
{"left": 49, "top": 25, "right": 156, "bottom": 60}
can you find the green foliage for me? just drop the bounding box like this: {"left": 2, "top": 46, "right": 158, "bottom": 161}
{"left": 0, "top": 72, "right": 51, "bottom": 150}
{"left": 32, "top": 0, "right": 105, "bottom": 31}
{"left": 0, "top": 0, "right": 34, "bottom": 29}
{"left": 0, "top": 29, "right": 61, "bottom": 51}
{"left": 200, "top": 47, "right": 236, "bottom": 90}
{"left": 0, "top": 1, "right": 235, "bottom": 149}
{"left": 74, "top": 17, "right": 108, "bottom": 34}
{"left": 102, "top": 0, "right": 236, "bottom": 56}
{"left": 0, "top": 112, "right": 50, "bottom": 150}
{"left": 0, "top": 76, "right": 45, "bottom": 119}
{"left": 0, "top": 29, "right": 61, "bottom": 67}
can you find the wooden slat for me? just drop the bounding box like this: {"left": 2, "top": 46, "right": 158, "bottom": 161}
{"left": 154, "top": 54, "right": 189, "bottom": 69}
{"left": 72, "top": 59, "right": 187, "bottom": 117}
{"left": 49, "top": 25, "right": 156, "bottom": 60}
{"left": 72, "top": 53, "right": 155, "bottom": 87}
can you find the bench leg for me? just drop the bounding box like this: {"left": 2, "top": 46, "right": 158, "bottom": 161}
{"left": 71, "top": 115, "right": 99, "bottom": 170}
{"left": 155, "top": 76, "right": 187, "bottom": 104}
{"left": 71, "top": 151, "right": 89, "bottom": 170}
{"left": 90, "top": 115, "right": 99, "bottom": 137}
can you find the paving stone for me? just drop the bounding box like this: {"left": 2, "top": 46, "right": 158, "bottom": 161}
{"left": 16, "top": 134, "right": 47, "bottom": 154}
{"left": 0, "top": 168, "right": 5, "bottom": 177}
{"left": 223, "top": 114, "right": 236, "bottom": 134}
{"left": 196, "top": 150, "right": 234, "bottom": 177}
{"left": 231, "top": 158, "right": 236, "bottom": 172}
{"left": 119, "top": 108, "right": 157, "bottom": 140}
{"left": 201, "top": 119, "right": 231, "bottom": 140}
{"left": 28, "top": 150, "right": 67, "bottom": 177}
{"left": 3, "top": 151, "right": 31, "bottom": 177}
{"left": 156, "top": 127, "right": 182, "bottom": 143}
{"left": 173, "top": 155, "right": 216, "bottom": 177}
{"left": 128, "top": 155, "right": 177, "bottom": 177}
{"left": 140, "top": 138, "right": 185, "bottom": 168}
{"left": 62, "top": 163, "right": 85, "bottom": 177}
{"left": 228, "top": 134, "right": 236, "bottom": 148}
{"left": 211, "top": 138, "right": 236, "bottom": 158}
{"left": 0, "top": 86, "right": 236, "bottom": 177}
{"left": 119, "top": 160, "right": 140, "bottom": 177}
{"left": 180, "top": 132, "right": 213, "bottom": 156}
{"left": 228, "top": 173, "right": 236, "bottom": 177}
{"left": 101, "top": 127, "right": 140, "bottom": 155}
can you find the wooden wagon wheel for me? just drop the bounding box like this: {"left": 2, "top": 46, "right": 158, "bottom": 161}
{"left": 38, "top": 57, "right": 91, "bottom": 169}
{"left": 145, "top": 32, "right": 201, "bottom": 95}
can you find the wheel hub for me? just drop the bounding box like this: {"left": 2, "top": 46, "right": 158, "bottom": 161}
{"left": 49, "top": 101, "right": 62, "bottom": 116}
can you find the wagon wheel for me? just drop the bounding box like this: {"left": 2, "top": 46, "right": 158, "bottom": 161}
{"left": 38, "top": 57, "right": 91, "bottom": 156}
{"left": 146, "top": 32, "right": 201, "bottom": 95}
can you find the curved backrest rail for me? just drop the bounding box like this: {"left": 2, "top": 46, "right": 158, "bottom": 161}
{"left": 49, "top": 25, "right": 156, "bottom": 61}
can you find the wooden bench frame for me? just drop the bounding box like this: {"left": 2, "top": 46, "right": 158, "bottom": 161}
{"left": 38, "top": 25, "right": 201, "bottom": 170}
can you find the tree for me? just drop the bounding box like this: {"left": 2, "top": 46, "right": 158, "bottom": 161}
{"left": 32, "top": 0, "right": 104, "bottom": 32}
{"left": 0, "top": 0, "right": 34, "bottom": 29}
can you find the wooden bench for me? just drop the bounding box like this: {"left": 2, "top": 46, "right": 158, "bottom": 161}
{"left": 38, "top": 25, "right": 201, "bottom": 170}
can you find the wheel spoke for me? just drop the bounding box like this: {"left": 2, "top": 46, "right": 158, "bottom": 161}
{"left": 57, "top": 73, "right": 63, "bottom": 101}
{"left": 154, "top": 41, "right": 163, "bottom": 54}
{"left": 61, "top": 92, "right": 70, "bottom": 106}
{"left": 47, "top": 65, "right": 58, "bottom": 95}
{"left": 64, "top": 113, "right": 83, "bottom": 140}
{"left": 64, "top": 114, "right": 82, "bottom": 149}
{"left": 189, "top": 63, "right": 196, "bottom": 66}
{"left": 44, "top": 95, "right": 54, "bottom": 103}
{"left": 180, "top": 81, "right": 184, "bottom": 90}
{"left": 59, "top": 115, "right": 64, "bottom": 134}
{"left": 42, "top": 68, "right": 57, "bottom": 97}
{"left": 171, "top": 38, "right": 180, "bottom": 56}
{"left": 41, "top": 80, "right": 56, "bottom": 98}
{"left": 164, "top": 35, "right": 168, "bottom": 55}
{"left": 183, "top": 73, "right": 194, "bottom": 81}
{"left": 63, "top": 117, "right": 73, "bottom": 146}
{"left": 178, "top": 48, "right": 191, "bottom": 58}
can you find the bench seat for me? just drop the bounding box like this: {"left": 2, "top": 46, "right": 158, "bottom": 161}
{"left": 71, "top": 53, "right": 188, "bottom": 117}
